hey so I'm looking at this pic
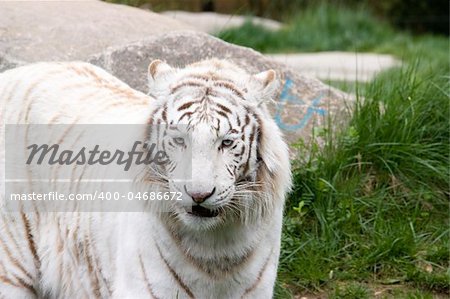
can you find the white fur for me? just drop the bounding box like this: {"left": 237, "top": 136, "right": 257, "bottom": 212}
{"left": 0, "top": 60, "right": 291, "bottom": 298}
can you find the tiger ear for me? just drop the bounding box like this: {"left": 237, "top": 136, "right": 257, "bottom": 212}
{"left": 148, "top": 60, "right": 174, "bottom": 80}
{"left": 147, "top": 60, "right": 176, "bottom": 94}
{"left": 252, "top": 70, "right": 279, "bottom": 106}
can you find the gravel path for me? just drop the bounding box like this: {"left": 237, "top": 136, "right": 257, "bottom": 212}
{"left": 267, "top": 52, "right": 401, "bottom": 82}
{"left": 161, "top": 10, "right": 283, "bottom": 33}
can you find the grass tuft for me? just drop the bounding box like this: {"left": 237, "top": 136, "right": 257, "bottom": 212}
{"left": 277, "top": 52, "right": 449, "bottom": 299}
{"left": 331, "top": 283, "right": 371, "bottom": 299}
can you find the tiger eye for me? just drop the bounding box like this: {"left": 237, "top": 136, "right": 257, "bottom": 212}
{"left": 221, "top": 139, "right": 233, "bottom": 147}
{"left": 173, "top": 137, "right": 185, "bottom": 146}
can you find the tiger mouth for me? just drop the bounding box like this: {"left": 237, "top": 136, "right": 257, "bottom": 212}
{"left": 187, "top": 205, "right": 220, "bottom": 218}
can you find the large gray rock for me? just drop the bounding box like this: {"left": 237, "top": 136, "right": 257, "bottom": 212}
{"left": 0, "top": 0, "right": 195, "bottom": 71}
{"left": 89, "top": 31, "right": 353, "bottom": 145}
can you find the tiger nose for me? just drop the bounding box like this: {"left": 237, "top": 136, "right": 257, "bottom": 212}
{"left": 184, "top": 185, "right": 216, "bottom": 204}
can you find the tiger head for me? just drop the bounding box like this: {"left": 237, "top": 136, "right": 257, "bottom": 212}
{"left": 146, "top": 59, "right": 291, "bottom": 230}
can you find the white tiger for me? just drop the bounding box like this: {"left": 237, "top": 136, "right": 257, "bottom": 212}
{"left": 0, "top": 59, "right": 292, "bottom": 298}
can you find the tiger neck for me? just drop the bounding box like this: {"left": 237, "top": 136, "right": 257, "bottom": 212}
{"left": 156, "top": 214, "right": 273, "bottom": 278}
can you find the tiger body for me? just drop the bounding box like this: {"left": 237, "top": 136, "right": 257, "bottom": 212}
{"left": 0, "top": 60, "right": 291, "bottom": 298}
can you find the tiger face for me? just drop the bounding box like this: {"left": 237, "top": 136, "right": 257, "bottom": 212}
{"left": 146, "top": 59, "right": 287, "bottom": 229}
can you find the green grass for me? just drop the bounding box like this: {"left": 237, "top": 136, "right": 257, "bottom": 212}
{"left": 331, "top": 283, "right": 371, "bottom": 299}
{"left": 216, "top": 3, "right": 399, "bottom": 53}
{"left": 217, "top": 3, "right": 450, "bottom": 299}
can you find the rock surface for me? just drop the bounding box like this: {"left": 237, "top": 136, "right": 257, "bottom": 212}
{"left": 161, "top": 11, "right": 283, "bottom": 33}
{"left": 267, "top": 52, "right": 401, "bottom": 82}
{"left": 89, "top": 31, "right": 353, "bottom": 145}
{"left": 0, "top": 0, "right": 195, "bottom": 71}
{"left": 0, "top": 0, "right": 352, "bottom": 147}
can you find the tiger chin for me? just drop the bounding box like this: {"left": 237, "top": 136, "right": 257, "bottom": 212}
{"left": 0, "top": 59, "right": 292, "bottom": 298}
